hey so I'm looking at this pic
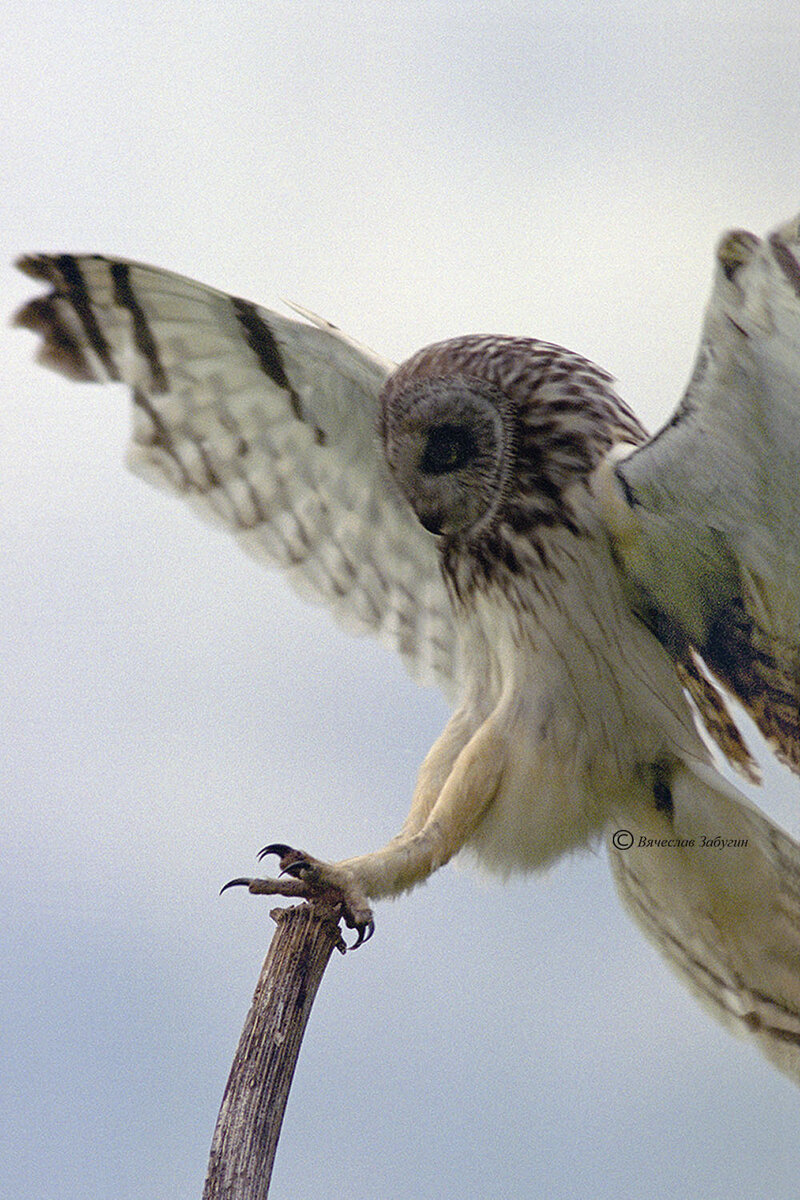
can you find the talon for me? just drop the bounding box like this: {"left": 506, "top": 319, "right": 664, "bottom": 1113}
{"left": 280, "top": 860, "right": 311, "bottom": 879}
{"left": 350, "top": 918, "right": 375, "bottom": 950}
{"left": 258, "top": 843, "right": 312, "bottom": 877}
{"left": 220, "top": 877, "right": 253, "bottom": 894}
{"left": 258, "top": 842, "right": 295, "bottom": 861}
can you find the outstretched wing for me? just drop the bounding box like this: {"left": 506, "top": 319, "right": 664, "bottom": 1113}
{"left": 598, "top": 214, "right": 800, "bottom": 771}
{"left": 14, "top": 254, "right": 458, "bottom": 693}
{"left": 610, "top": 759, "right": 800, "bottom": 1085}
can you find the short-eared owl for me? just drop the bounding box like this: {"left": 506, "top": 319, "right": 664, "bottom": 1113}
{"left": 15, "top": 213, "right": 800, "bottom": 1083}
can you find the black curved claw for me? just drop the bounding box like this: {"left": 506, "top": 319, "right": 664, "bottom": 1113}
{"left": 257, "top": 843, "right": 313, "bottom": 879}
{"left": 280, "top": 859, "right": 312, "bottom": 879}
{"left": 350, "top": 918, "right": 375, "bottom": 950}
{"left": 258, "top": 842, "right": 295, "bottom": 862}
{"left": 220, "top": 877, "right": 253, "bottom": 895}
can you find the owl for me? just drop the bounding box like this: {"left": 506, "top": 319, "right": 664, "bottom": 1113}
{"left": 14, "top": 213, "right": 800, "bottom": 1085}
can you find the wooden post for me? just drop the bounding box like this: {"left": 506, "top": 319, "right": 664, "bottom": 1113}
{"left": 202, "top": 902, "right": 346, "bottom": 1200}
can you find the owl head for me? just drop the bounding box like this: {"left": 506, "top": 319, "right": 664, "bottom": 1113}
{"left": 380, "top": 334, "right": 644, "bottom": 543}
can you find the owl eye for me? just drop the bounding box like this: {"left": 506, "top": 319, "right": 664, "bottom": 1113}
{"left": 420, "top": 423, "right": 478, "bottom": 475}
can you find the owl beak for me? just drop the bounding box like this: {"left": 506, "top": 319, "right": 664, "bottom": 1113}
{"left": 418, "top": 509, "right": 444, "bottom": 536}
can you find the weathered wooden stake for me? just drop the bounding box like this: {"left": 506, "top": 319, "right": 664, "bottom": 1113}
{"left": 202, "top": 902, "right": 346, "bottom": 1200}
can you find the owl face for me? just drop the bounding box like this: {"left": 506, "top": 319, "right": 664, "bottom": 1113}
{"left": 381, "top": 373, "right": 515, "bottom": 537}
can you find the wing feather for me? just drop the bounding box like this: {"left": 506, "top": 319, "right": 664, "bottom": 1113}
{"left": 14, "top": 254, "right": 459, "bottom": 692}
{"left": 601, "top": 214, "right": 800, "bottom": 770}
{"left": 610, "top": 760, "right": 800, "bottom": 1084}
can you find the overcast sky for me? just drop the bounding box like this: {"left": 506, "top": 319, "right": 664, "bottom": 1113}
{"left": 4, "top": 3, "right": 800, "bottom": 1198}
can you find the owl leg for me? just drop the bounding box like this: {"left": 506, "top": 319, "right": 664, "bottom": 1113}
{"left": 339, "top": 713, "right": 507, "bottom": 900}
{"left": 225, "top": 714, "right": 506, "bottom": 947}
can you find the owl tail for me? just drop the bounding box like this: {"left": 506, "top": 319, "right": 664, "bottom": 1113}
{"left": 609, "top": 758, "right": 800, "bottom": 1084}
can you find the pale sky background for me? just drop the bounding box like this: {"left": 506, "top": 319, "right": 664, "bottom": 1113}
{"left": 3, "top": 3, "right": 800, "bottom": 1198}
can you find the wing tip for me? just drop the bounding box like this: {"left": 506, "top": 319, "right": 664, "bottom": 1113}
{"left": 715, "top": 229, "right": 760, "bottom": 281}
{"left": 12, "top": 290, "right": 97, "bottom": 382}
{"left": 715, "top": 215, "right": 800, "bottom": 297}
{"left": 14, "top": 252, "right": 59, "bottom": 284}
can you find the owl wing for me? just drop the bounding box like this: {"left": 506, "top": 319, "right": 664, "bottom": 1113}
{"left": 609, "top": 759, "right": 800, "bottom": 1085}
{"left": 14, "top": 254, "right": 458, "bottom": 693}
{"left": 598, "top": 213, "right": 800, "bottom": 772}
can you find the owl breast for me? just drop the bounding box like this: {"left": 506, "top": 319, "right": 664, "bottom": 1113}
{"left": 453, "top": 508, "right": 711, "bottom": 876}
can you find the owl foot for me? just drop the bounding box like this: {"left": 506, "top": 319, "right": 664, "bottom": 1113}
{"left": 222, "top": 843, "right": 375, "bottom": 949}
